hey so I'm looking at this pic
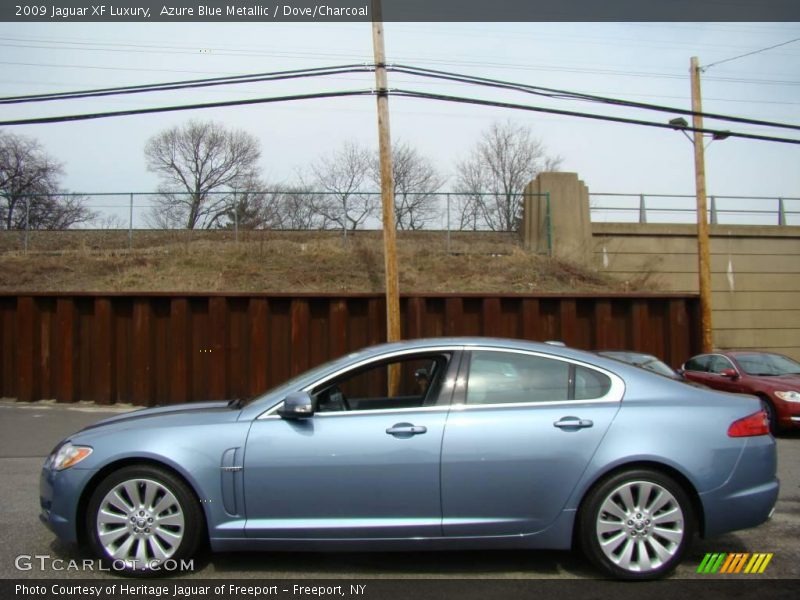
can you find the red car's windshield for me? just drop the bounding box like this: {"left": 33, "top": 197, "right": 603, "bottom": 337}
{"left": 736, "top": 353, "right": 800, "bottom": 376}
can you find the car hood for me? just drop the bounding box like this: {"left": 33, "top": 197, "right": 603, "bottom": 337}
{"left": 80, "top": 400, "right": 237, "bottom": 432}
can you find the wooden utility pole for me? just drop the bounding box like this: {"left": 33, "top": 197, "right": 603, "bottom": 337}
{"left": 371, "top": 0, "right": 401, "bottom": 349}
{"left": 690, "top": 56, "right": 714, "bottom": 353}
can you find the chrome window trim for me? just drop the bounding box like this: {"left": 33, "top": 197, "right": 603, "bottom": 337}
{"left": 684, "top": 353, "right": 741, "bottom": 376}
{"left": 456, "top": 346, "right": 625, "bottom": 407}
{"left": 259, "top": 405, "right": 452, "bottom": 420}
{"left": 257, "top": 346, "right": 462, "bottom": 419}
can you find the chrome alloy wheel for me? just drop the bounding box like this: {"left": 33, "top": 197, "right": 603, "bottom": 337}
{"left": 595, "top": 480, "right": 685, "bottom": 573}
{"left": 95, "top": 478, "right": 185, "bottom": 568}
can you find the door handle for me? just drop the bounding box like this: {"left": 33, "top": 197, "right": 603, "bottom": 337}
{"left": 553, "top": 417, "right": 594, "bottom": 429}
{"left": 386, "top": 423, "right": 427, "bottom": 436}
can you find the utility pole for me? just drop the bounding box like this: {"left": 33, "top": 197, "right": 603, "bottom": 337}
{"left": 371, "top": 0, "right": 401, "bottom": 349}
{"left": 690, "top": 56, "right": 714, "bottom": 353}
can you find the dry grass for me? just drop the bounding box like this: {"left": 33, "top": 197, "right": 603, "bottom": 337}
{"left": 0, "top": 230, "right": 628, "bottom": 293}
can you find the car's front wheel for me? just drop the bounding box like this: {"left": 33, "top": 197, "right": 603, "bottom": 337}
{"left": 760, "top": 397, "right": 778, "bottom": 435}
{"left": 579, "top": 469, "right": 694, "bottom": 580}
{"left": 85, "top": 465, "right": 203, "bottom": 576}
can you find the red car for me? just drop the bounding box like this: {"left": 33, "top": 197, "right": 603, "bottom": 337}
{"left": 681, "top": 351, "right": 800, "bottom": 433}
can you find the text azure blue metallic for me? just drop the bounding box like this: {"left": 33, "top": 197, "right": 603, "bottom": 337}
{"left": 40, "top": 338, "right": 778, "bottom": 579}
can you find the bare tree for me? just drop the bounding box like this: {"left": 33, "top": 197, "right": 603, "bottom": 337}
{"left": 217, "top": 177, "right": 283, "bottom": 230}
{"left": 145, "top": 120, "right": 261, "bottom": 229}
{"left": 369, "top": 141, "right": 445, "bottom": 230}
{"left": 454, "top": 121, "right": 561, "bottom": 231}
{"left": 310, "top": 141, "right": 374, "bottom": 232}
{"left": 0, "top": 131, "right": 94, "bottom": 230}
{"left": 272, "top": 187, "right": 332, "bottom": 230}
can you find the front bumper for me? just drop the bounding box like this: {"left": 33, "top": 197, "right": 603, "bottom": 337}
{"left": 39, "top": 462, "right": 97, "bottom": 545}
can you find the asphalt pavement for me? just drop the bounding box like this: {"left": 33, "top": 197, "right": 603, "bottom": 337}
{"left": 1, "top": 399, "right": 798, "bottom": 580}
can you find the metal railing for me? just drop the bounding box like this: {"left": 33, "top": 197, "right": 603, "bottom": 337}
{"left": 590, "top": 193, "right": 800, "bottom": 226}
{"left": 2, "top": 191, "right": 798, "bottom": 254}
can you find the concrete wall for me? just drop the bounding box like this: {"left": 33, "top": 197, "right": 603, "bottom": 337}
{"left": 523, "top": 173, "right": 593, "bottom": 263}
{"left": 594, "top": 223, "right": 800, "bottom": 362}
{"left": 523, "top": 173, "right": 800, "bottom": 362}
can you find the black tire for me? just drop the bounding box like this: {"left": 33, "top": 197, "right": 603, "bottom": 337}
{"left": 85, "top": 465, "right": 203, "bottom": 576}
{"left": 760, "top": 397, "right": 778, "bottom": 436}
{"left": 578, "top": 469, "right": 694, "bottom": 580}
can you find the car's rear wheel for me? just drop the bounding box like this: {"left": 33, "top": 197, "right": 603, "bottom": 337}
{"left": 579, "top": 469, "right": 694, "bottom": 580}
{"left": 85, "top": 465, "right": 202, "bottom": 576}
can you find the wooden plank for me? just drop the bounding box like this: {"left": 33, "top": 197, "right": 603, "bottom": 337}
{"left": 131, "top": 298, "right": 153, "bottom": 405}
{"left": 422, "top": 297, "right": 445, "bottom": 339}
{"left": 208, "top": 297, "right": 227, "bottom": 400}
{"left": 269, "top": 299, "right": 291, "bottom": 387}
{"left": 152, "top": 299, "right": 171, "bottom": 405}
{"left": 521, "top": 298, "right": 541, "bottom": 341}
{"left": 329, "top": 299, "right": 348, "bottom": 360}
{"left": 38, "top": 299, "right": 54, "bottom": 400}
{"left": 170, "top": 298, "right": 189, "bottom": 404}
{"left": 248, "top": 298, "right": 269, "bottom": 396}
{"left": 16, "top": 296, "right": 35, "bottom": 402}
{"left": 367, "top": 296, "right": 383, "bottom": 347}
{"left": 93, "top": 298, "right": 113, "bottom": 405}
{"left": 114, "top": 300, "right": 131, "bottom": 405}
{"left": 55, "top": 298, "right": 76, "bottom": 403}
{"left": 406, "top": 296, "right": 424, "bottom": 340}
{"left": 594, "top": 300, "right": 613, "bottom": 350}
{"left": 481, "top": 298, "right": 502, "bottom": 337}
{"left": 629, "top": 299, "right": 647, "bottom": 352}
{"left": 290, "top": 298, "right": 310, "bottom": 376}
{"left": 559, "top": 299, "right": 578, "bottom": 347}
{"left": 0, "top": 298, "right": 15, "bottom": 398}
{"left": 190, "top": 298, "right": 209, "bottom": 401}
{"left": 227, "top": 299, "right": 246, "bottom": 401}
{"left": 308, "top": 299, "right": 329, "bottom": 369}
{"left": 444, "top": 297, "right": 463, "bottom": 336}
{"left": 668, "top": 299, "right": 690, "bottom": 368}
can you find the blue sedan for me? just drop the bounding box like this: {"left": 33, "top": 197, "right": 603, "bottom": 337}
{"left": 39, "top": 338, "right": 778, "bottom": 579}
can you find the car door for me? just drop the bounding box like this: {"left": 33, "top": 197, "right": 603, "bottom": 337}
{"left": 440, "top": 348, "right": 624, "bottom": 537}
{"left": 242, "top": 349, "right": 460, "bottom": 539}
{"left": 706, "top": 355, "right": 746, "bottom": 393}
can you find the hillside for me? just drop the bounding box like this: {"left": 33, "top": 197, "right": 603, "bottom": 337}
{"left": 0, "top": 230, "right": 631, "bottom": 293}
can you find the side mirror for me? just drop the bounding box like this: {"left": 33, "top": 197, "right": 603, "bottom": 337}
{"left": 720, "top": 368, "right": 739, "bottom": 379}
{"left": 278, "top": 391, "right": 314, "bottom": 420}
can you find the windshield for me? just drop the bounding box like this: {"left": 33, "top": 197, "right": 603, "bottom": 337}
{"left": 641, "top": 359, "right": 680, "bottom": 379}
{"left": 241, "top": 350, "right": 366, "bottom": 406}
{"left": 736, "top": 353, "right": 800, "bottom": 376}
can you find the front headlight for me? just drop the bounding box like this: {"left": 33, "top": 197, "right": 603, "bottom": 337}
{"left": 49, "top": 442, "right": 93, "bottom": 471}
{"left": 775, "top": 390, "right": 800, "bottom": 403}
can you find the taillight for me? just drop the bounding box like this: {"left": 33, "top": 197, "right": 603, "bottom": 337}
{"left": 728, "top": 410, "right": 770, "bottom": 437}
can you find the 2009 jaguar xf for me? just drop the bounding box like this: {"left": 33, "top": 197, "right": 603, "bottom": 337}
{"left": 39, "top": 338, "right": 778, "bottom": 579}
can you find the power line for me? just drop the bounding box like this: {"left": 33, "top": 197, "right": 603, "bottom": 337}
{"left": 0, "top": 90, "right": 373, "bottom": 126}
{"left": 704, "top": 37, "right": 800, "bottom": 70}
{"left": 0, "top": 65, "right": 372, "bottom": 104}
{"left": 7, "top": 61, "right": 799, "bottom": 134}
{"left": 391, "top": 89, "right": 800, "bottom": 146}
{"left": 390, "top": 64, "right": 800, "bottom": 132}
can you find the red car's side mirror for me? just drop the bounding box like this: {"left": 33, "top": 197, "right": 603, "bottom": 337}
{"left": 720, "top": 368, "right": 739, "bottom": 379}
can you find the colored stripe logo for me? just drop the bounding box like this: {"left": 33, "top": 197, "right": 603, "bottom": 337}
{"left": 697, "top": 553, "right": 773, "bottom": 574}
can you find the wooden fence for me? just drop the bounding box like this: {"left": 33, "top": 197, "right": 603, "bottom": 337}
{"left": 0, "top": 293, "right": 700, "bottom": 406}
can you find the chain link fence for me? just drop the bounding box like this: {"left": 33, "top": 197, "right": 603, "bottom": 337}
{"left": 2, "top": 190, "right": 798, "bottom": 253}
{"left": 0, "top": 191, "right": 542, "bottom": 253}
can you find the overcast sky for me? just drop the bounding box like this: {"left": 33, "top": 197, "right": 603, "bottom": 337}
{"left": 1, "top": 21, "right": 799, "bottom": 224}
